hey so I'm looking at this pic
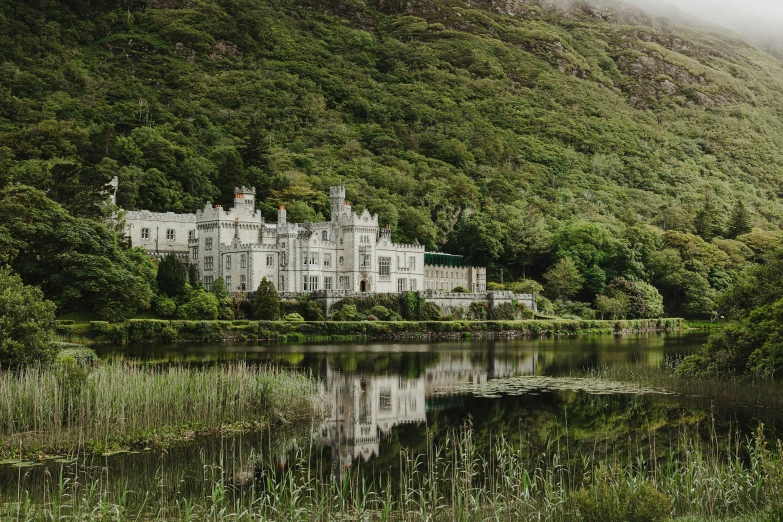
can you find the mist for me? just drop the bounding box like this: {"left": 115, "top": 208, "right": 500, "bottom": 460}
{"left": 624, "top": 0, "right": 783, "bottom": 46}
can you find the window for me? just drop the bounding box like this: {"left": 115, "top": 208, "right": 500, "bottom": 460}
{"left": 339, "top": 276, "right": 350, "bottom": 290}
{"left": 240, "top": 275, "right": 246, "bottom": 290}
{"left": 339, "top": 256, "right": 344, "bottom": 266}
{"left": 266, "top": 255, "right": 274, "bottom": 267}
{"left": 192, "top": 247, "right": 198, "bottom": 260}
{"left": 225, "top": 275, "right": 232, "bottom": 289}
{"left": 225, "top": 255, "right": 232, "bottom": 269}
{"left": 166, "top": 229, "right": 175, "bottom": 241}
{"left": 310, "top": 252, "right": 318, "bottom": 265}
{"left": 360, "top": 254, "right": 371, "bottom": 268}
{"left": 409, "top": 258, "right": 416, "bottom": 271}
{"left": 240, "top": 254, "right": 246, "bottom": 268}
{"left": 205, "top": 238, "right": 213, "bottom": 250}
{"left": 141, "top": 228, "right": 150, "bottom": 240}
{"left": 379, "top": 257, "right": 391, "bottom": 280}
{"left": 322, "top": 231, "right": 328, "bottom": 241}
{"left": 410, "top": 279, "right": 417, "bottom": 291}
{"left": 324, "top": 276, "right": 333, "bottom": 290}
{"left": 281, "top": 253, "right": 287, "bottom": 267}
{"left": 188, "top": 230, "right": 195, "bottom": 240}
{"left": 323, "top": 253, "right": 331, "bottom": 267}
{"left": 310, "top": 276, "right": 319, "bottom": 291}
{"left": 397, "top": 278, "right": 408, "bottom": 292}
{"left": 302, "top": 252, "right": 308, "bottom": 266}
{"left": 204, "top": 256, "right": 214, "bottom": 271}
{"left": 279, "top": 276, "right": 285, "bottom": 292}
{"left": 204, "top": 275, "right": 213, "bottom": 290}
{"left": 379, "top": 388, "right": 392, "bottom": 412}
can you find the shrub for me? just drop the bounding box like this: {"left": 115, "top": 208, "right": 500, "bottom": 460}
{"left": 176, "top": 290, "right": 219, "bottom": 320}
{"left": 284, "top": 313, "right": 305, "bottom": 322}
{"left": 452, "top": 286, "right": 468, "bottom": 293}
{"left": 572, "top": 472, "right": 670, "bottom": 522}
{"left": 491, "top": 302, "right": 515, "bottom": 320}
{"left": 154, "top": 296, "right": 177, "bottom": 317}
{"left": 218, "top": 297, "right": 234, "bottom": 320}
{"left": 56, "top": 347, "right": 98, "bottom": 365}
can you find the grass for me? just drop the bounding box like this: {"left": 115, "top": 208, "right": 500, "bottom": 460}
{"left": 0, "top": 362, "right": 320, "bottom": 458}
{"left": 2, "top": 421, "right": 783, "bottom": 521}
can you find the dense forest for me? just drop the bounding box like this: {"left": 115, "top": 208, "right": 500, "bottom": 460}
{"left": 2, "top": 0, "right": 783, "bottom": 319}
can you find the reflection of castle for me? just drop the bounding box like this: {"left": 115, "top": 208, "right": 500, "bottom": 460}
{"left": 316, "top": 348, "right": 538, "bottom": 475}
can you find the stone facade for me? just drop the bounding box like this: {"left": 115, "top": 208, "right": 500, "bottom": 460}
{"left": 122, "top": 185, "right": 428, "bottom": 294}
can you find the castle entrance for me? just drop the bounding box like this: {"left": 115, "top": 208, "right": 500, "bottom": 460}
{"left": 360, "top": 280, "right": 368, "bottom": 292}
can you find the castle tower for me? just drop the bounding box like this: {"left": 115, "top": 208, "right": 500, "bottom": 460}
{"left": 330, "top": 185, "right": 345, "bottom": 223}
{"left": 234, "top": 186, "right": 256, "bottom": 211}
{"left": 278, "top": 205, "right": 287, "bottom": 226}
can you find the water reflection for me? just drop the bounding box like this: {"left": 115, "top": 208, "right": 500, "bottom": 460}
{"left": 11, "top": 332, "right": 763, "bottom": 503}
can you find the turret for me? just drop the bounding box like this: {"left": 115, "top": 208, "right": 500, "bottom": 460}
{"left": 330, "top": 185, "right": 345, "bottom": 222}
{"left": 234, "top": 186, "right": 256, "bottom": 210}
{"left": 278, "top": 205, "right": 287, "bottom": 226}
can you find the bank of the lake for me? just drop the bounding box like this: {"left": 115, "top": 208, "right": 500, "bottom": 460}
{"left": 56, "top": 317, "right": 684, "bottom": 344}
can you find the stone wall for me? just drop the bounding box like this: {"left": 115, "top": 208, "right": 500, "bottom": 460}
{"left": 422, "top": 290, "right": 536, "bottom": 318}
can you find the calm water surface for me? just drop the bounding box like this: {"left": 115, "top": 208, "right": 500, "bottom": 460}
{"left": 5, "top": 332, "right": 781, "bottom": 500}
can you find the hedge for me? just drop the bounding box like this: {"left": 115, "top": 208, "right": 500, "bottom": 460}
{"left": 77, "top": 318, "right": 683, "bottom": 344}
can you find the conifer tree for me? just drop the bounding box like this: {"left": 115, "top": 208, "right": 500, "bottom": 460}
{"left": 156, "top": 254, "right": 187, "bottom": 298}
{"left": 253, "top": 277, "right": 280, "bottom": 320}
{"left": 727, "top": 200, "right": 752, "bottom": 239}
{"left": 694, "top": 196, "right": 722, "bottom": 241}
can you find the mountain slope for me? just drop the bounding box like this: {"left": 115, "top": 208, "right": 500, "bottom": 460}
{"left": 2, "top": 0, "right": 783, "bottom": 282}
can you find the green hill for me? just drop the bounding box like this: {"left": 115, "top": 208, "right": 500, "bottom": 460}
{"left": 2, "top": 0, "right": 783, "bottom": 315}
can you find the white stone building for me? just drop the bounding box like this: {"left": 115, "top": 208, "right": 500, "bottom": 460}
{"left": 122, "top": 185, "right": 429, "bottom": 295}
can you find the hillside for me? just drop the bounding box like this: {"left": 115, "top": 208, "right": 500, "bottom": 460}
{"left": 3, "top": 0, "right": 783, "bottom": 316}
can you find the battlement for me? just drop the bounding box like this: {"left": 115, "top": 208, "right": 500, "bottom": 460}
{"left": 123, "top": 210, "right": 196, "bottom": 224}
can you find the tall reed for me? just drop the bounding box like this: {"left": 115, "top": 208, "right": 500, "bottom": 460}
{"left": 4, "top": 422, "right": 782, "bottom": 521}
{"left": 0, "top": 362, "right": 319, "bottom": 456}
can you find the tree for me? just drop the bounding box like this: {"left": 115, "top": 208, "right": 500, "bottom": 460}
{"left": 188, "top": 264, "right": 199, "bottom": 288}
{"left": 694, "top": 195, "right": 722, "bottom": 241}
{"left": 727, "top": 200, "right": 752, "bottom": 239}
{"left": 506, "top": 279, "right": 544, "bottom": 295}
{"left": 544, "top": 258, "right": 584, "bottom": 302}
{"left": 0, "top": 266, "right": 57, "bottom": 365}
{"left": 156, "top": 254, "right": 187, "bottom": 298}
{"left": 0, "top": 185, "right": 152, "bottom": 320}
{"left": 210, "top": 277, "right": 229, "bottom": 299}
{"left": 594, "top": 294, "right": 629, "bottom": 320}
{"left": 176, "top": 289, "right": 219, "bottom": 320}
{"left": 253, "top": 277, "right": 280, "bottom": 320}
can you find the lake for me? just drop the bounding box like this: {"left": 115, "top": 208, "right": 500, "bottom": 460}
{"left": 4, "top": 332, "right": 782, "bottom": 517}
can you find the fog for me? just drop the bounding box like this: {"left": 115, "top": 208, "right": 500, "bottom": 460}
{"left": 625, "top": 0, "right": 783, "bottom": 41}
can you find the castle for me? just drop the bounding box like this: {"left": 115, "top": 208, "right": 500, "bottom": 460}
{"left": 120, "top": 185, "right": 489, "bottom": 297}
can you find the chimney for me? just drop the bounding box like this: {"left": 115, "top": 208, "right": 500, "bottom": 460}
{"left": 278, "top": 205, "right": 287, "bottom": 226}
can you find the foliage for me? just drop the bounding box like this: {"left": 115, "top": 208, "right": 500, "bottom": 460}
{"left": 209, "top": 277, "right": 229, "bottom": 300}
{"left": 727, "top": 200, "right": 753, "bottom": 239}
{"left": 284, "top": 313, "right": 305, "bottom": 322}
{"left": 175, "top": 289, "right": 219, "bottom": 320}
{"left": 154, "top": 296, "right": 177, "bottom": 317}
{"left": 506, "top": 279, "right": 544, "bottom": 295}
{"left": 156, "top": 254, "right": 187, "bottom": 298}
{"left": 0, "top": 265, "right": 57, "bottom": 365}
{"left": 0, "top": 185, "right": 152, "bottom": 320}
{"left": 218, "top": 296, "right": 235, "bottom": 320}
{"left": 544, "top": 258, "right": 584, "bottom": 301}
{"left": 572, "top": 470, "right": 670, "bottom": 522}
{"left": 1, "top": 0, "right": 782, "bottom": 318}
{"left": 253, "top": 277, "right": 280, "bottom": 320}
{"left": 595, "top": 294, "right": 629, "bottom": 320}
{"left": 680, "top": 248, "right": 783, "bottom": 376}
{"left": 451, "top": 286, "right": 468, "bottom": 293}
